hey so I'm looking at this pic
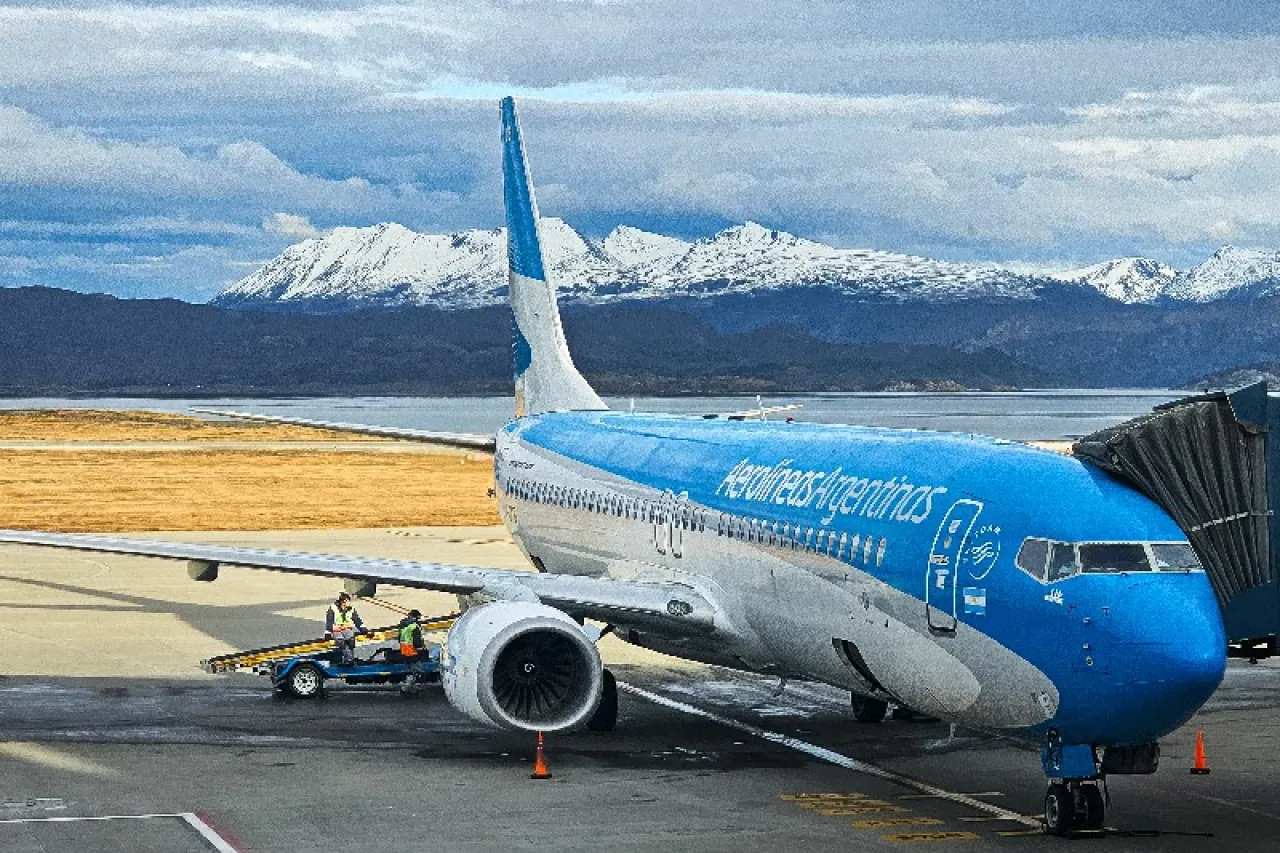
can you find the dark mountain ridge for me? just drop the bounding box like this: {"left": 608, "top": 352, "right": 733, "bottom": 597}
{"left": 0, "top": 286, "right": 1052, "bottom": 396}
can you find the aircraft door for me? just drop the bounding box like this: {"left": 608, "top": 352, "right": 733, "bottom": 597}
{"left": 926, "top": 499, "right": 983, "bottom": 634}
{"left": 652, "top": 490, "right": 686, "bottom": 559}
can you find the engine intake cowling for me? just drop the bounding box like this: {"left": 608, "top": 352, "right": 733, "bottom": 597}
{"left": 442, "top": 601, "right": 603, "bottom": 732}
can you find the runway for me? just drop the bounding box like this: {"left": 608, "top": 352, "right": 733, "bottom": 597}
{"left": 2, "top": 527, "right": 1279, "bottom": 851}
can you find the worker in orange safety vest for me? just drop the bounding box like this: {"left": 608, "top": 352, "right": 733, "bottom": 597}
{"left": 397, "top": 609, "right": 427, "bottom": 695}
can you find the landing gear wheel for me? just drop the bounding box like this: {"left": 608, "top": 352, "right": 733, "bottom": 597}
{"left": 1043, "top": 783, "right": 1075, "bottom": 836}
{"left": 285, "top": 662, "right": 324, "bottom": 699}
{"left": 1081, "top": 784, "right": 1106, "bottom": 831}
{"left": 850, "top": 694, "right": 887, "bottom": 723}
{"left": 587, "top": 669, "right": 618, "bottom": 731}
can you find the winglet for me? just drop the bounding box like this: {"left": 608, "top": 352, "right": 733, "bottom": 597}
{"left": 500, "top": 97, "right": 605, "bottom": 418}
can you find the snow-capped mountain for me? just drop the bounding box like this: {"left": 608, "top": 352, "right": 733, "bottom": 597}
{"left": 217, "top": 219, "right": 1280, "bottom": 313}
{"left": 1163, "top": 247, "right": 1280, "bottom": 302}
{"left": 216, "top": 219, "right": 1062, "bottom": 310}
{"left": 1062, "top": 257, "right": 1177, "bottom": 304}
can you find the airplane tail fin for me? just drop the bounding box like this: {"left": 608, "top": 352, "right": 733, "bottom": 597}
{"left": 501, "top": 97, "right": 606, "bottom": 418}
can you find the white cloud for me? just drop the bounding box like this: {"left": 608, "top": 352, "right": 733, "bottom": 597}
{"left": 1, "top": 0, "right": 1280, "bottom": 294}
{"left": 263, "top": 212, "right": 324, "bottom": 239}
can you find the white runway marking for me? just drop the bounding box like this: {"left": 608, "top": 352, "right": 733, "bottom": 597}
{"left": 618, "top": 681, "right": 1041, "bottom": 829}
{"left": 0, "top": 811, "right": 242, "bottom": 851}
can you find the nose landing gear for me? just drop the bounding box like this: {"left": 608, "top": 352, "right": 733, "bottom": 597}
{"left": 1041, "top": 732, "right": 1108, "bottom": 836}
{"left": 1043, "top": 781, "right": 1106, "bottom": 836}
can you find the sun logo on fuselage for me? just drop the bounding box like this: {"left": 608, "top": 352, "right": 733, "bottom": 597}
{"left": 965, "top": 523, "right": 1002, "bottom": 581}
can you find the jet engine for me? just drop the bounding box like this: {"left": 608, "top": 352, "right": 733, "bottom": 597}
{"left": 442, "top": 601, "right": 603, "bottom": 732}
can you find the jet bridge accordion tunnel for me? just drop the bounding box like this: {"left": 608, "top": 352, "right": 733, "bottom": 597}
{"left": 1073, "top": 381, "right": 1280, "bottom": 658}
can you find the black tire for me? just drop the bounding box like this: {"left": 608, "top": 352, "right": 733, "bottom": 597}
{"left": 587, "top": 669, "right": 618, "bottom": 731}
{"left": 850, "top": 694, "right": 887, "bottom": 723}
{"left": 890, "top": 705, "right": 916, "bottom": 721}
{"left": 285, "top": 662, "right": 324, "bottom": 699}
{"left": 1080, "top": 785, "right": 1105, "bottom": 831}
{"left": 1043, "top": 784, "right": 1074, "bottom": 836}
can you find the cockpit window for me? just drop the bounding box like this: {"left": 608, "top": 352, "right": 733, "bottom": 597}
{"left": 1047, "top": 542, "right": 1078, "bottom": 581}
{"left": 1017, "top": 538, "right": 1202, "bottom": 582}
{"left": 1016, "top": 538, "right": 1049, "bottom": 581}
{"left": 1079, "top": 543, "right": 1150, "bottom": 574}
{"left": 1151, "top": 543, "right": 1201, "bottom": 571}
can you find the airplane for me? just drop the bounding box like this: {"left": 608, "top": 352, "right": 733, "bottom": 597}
{"left": 0, "top": 96, "right": 1225, "bottom": 836}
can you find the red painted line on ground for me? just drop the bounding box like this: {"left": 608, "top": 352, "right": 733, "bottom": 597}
{"left": 189, "top": 810, "right": 248, "bottom": 853}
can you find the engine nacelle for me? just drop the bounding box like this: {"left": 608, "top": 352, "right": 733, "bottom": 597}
{"left": 442, "top": 601, "right": 603, "bottom": 732}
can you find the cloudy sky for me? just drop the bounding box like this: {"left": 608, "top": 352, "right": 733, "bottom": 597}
{"left": 2, "top": 0, "right": 1279, "bottom": 300}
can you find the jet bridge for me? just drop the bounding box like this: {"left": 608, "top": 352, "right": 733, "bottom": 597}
{"left": 1073, "top": 381, "right": 1280, "bottom": 655}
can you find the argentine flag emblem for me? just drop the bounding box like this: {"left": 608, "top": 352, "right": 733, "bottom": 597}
{"left": 962, "top": 587, "right": 987, "bottom": 616}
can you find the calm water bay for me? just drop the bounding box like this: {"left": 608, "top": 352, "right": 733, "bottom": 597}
{"left": 0, "top": 390, "right": 1182, "bottom": 441}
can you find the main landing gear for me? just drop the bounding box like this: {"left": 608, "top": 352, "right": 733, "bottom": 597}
{"left": 587, "top": 668, "right": 618, "bottom": 731}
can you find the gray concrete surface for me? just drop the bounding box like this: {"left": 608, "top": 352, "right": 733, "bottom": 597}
{"left": 2, "top": 527, "right": 1279, "bottom": 852}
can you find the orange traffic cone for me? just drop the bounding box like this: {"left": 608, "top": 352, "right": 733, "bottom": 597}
{"left": 530, "top": 731, "right": 552, "bottom": 780}
{"left": 1190, "top": 729, "right": 1211, "bottom": 775}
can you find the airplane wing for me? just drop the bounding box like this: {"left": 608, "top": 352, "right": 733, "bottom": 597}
{"left": 701, "top": 395, "right": 803, "bottom": 421}
{"left": 191, "top": 408, "right": 496, "bottom": 452}
{"left": 0, "top": 529, "right": 717, "bottom": 633}
{"left": 716, "top": 404, "right": 802, "bottom": 421}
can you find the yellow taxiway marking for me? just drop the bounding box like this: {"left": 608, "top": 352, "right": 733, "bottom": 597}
{"left": 781, "top": 793, "right": 867, "bottom": 801}
{"left": 0, "top": 743, "right": 119, "bottom": 778}
{"left": 817, "top": 805, "right": 910, "bottom": 816}
{"left": 884, "top": 830, "right": 980, "bottom": 843}
{"left": 851, "top": 818, "right": 946, "bottom": 829}
{"left": 783, "top": 793, "right": 909, "bottom": 816}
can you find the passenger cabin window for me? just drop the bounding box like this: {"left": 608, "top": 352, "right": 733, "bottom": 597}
{"left": 1016, "top": 538, "right": 1050, "bottom": 581}
{"left": 1079, "top": 543, "right": 1150, "bottom": 574}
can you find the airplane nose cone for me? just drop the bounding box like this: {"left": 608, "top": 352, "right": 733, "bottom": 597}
{"left": 1110, "top": 577, "right": 1225, "bottom": 740}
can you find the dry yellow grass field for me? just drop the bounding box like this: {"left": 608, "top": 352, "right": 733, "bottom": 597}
{"left": 0, "top": 410, "right": 498, "bottom": 531}
{"left": 0, "top": 408, "right": 381, "bottom": 442}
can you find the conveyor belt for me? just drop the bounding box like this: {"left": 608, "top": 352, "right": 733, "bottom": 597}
{"left": 201, "top": 612, "right": 458, "bottom": 673}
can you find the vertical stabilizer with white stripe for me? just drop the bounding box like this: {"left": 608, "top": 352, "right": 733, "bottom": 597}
{"left": 501, "top": 96, "right": 606, "bottom": 418}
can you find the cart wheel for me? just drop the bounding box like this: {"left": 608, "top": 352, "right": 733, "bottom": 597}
{"left": 587, "top": 669, "right": 618, "bottom": 731}
{"left": 286, "top": 663, "right": 324, "bottom": 699}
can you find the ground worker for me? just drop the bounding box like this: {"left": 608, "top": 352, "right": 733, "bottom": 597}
{"left": 397, "top": 609, "right": 427, "bottom": 695}
{"left": 325, "top": 591, "right": 367, "bottom": 666}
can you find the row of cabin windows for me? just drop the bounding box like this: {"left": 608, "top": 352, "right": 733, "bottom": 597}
{"left": 504, "top": 475, "right": 885, "bottom": 567}
{"left": 717, "top": 514, "right": 887, "bottom": 567}
{"left": 504, "top": 477, "right": 708, "bottom": 531}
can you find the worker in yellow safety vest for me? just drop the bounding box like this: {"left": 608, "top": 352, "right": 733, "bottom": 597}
{"left": 397, "top": 609, "right": 426, "bottom": 695}
{"left": 325, "top": 592, "right": 367, "bottom": 666}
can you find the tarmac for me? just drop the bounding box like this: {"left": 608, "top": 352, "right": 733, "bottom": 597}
{"left": 2, "top": 526, "right": 1280, "bottom": 852}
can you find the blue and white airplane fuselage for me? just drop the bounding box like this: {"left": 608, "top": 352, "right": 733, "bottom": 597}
{"left": 495, "top": 411, "right": 1224, "bottom": 750}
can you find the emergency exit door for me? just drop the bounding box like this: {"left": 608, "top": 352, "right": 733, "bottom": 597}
{"left": 926, "top": 499, "right": 983, "bottom": 634}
